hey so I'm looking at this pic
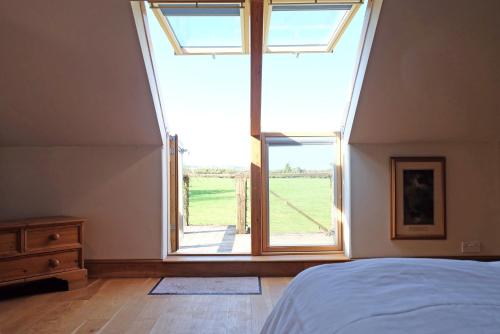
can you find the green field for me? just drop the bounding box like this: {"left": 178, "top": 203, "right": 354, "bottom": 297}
{"left": 187, "top": 176, "right": 333, "bottom": 234}
{"left": 187, "top": 177, "right": 238, "bottom": 226}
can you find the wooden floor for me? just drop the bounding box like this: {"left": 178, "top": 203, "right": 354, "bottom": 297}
{"left": 0, "top": 277, "right": 292, "bottom": 334}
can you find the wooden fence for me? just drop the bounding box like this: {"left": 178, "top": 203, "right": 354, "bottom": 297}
{"left": 235, "top": 176, "right": 247, "bottom": 234}
{"left": 182, "top": 174, "right": 249, "bottom": 233}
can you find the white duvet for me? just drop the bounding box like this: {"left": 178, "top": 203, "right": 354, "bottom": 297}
{"left": 261, "top": 258, "right": 500, "bottom": 334}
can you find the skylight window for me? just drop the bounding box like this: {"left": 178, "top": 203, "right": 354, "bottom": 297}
{"left": 151, "top": 1, "right": 249, "bottom": 55}
{"left": 150, "top": 0, "right": 361, "bottom": 55}
{"left": 266, "top": 4, "right": 356, "bottom": 53}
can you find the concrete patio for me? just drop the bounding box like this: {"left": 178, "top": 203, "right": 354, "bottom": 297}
{"left": 177, "top": 225, "right": 335, "bottom": 254}
{"left": 178, "top": 225, "right": 251, "bottom": 254}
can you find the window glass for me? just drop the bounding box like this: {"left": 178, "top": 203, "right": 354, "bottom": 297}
{"left": 268, "top": 5, "right": 350, "bottom": 48}
{"left": 160, "top": 5, "right": 243, "bottom": 50}
{"left": 166, "top": 14, "right": 242, "bottom": 48}
{"left": 261, "top": 2, "right": 367, "bottom": 132}
{"left": 266, "top": 137, "right": 337, "bottom": 247}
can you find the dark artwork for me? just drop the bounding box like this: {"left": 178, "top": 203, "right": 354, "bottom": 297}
{"left": 403, "top": 170, "right": 434, "bottom": 225}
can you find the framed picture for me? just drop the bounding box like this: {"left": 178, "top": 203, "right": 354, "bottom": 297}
{"left": 390, "top": 157, "right": 446, "bottom": 240}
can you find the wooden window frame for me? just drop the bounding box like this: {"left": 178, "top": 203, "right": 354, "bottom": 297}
{"left": 259, "top": 132, "right": 343, "bottom": 253}
{"left": 150, "top": 0, "right": 250, "bottom": 55}
{"left": 263, "top": 0, "right": 362, "bottom": 54}
{"left": 168, "top": 135, "right": 180, "bottom": 253}
{"left": 250, "top": 0, "right": 265, "bottom": 255}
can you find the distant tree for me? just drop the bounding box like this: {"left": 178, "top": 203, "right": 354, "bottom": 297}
{"left": 186, "top": 167, "right": 243, "bottom": 175}
{"left": 283, "top": 163, "right": 292, "bottom": 173}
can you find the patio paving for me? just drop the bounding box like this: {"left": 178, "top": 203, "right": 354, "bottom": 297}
{"left": 177, "top": 225, "right": 335, "bottom": 254}
{"left": 178, "top": 225, "right": 251, "bottom": 254}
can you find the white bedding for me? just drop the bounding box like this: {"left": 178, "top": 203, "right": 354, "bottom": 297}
{"left": 261, "top": 258, "right": 500, "bottom": 334}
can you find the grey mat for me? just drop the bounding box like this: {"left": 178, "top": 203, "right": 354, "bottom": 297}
{"left": 149, "top": 277, "right": 261, "bottom": 295}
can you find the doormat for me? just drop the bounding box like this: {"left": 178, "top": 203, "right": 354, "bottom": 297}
{"left": 149, "top": 277, "right": 261, "bottom": 295}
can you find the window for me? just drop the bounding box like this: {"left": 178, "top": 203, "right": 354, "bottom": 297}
{"left": 151, "top": 1, "right": 249, "bottom": 55}
{"left": 151, "top": 0, "right": 361, "bottom": 55}
{"left": 145, "top": 1, "right": 251, "bottom": 254}
{"left": 262, "top": 134, "right": 342, "bottom": 251}
{"left": 265, "top": 2, "right": 360, "bottom": 53}
{"left": 142, "top": 0, "right": 369, "bottom": 255}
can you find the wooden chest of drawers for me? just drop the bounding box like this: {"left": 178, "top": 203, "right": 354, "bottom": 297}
{"left": 0, "top": 217, "right": 87, "bottom": 290}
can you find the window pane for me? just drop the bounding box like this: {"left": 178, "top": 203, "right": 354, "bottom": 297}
{"left": 261, "top": 2, "right": 367, "bottom": 132}
{"left": 267, "top": 137, "right": 337, "bottom": 247}
{"left": 268, "top": 5, "right": 350, "bottom": 47}
{"left": 161, "top": 6, "right": 242, "bottom": 48}
{"left": 167, "top": 16, "right": 242, "bottom": 48}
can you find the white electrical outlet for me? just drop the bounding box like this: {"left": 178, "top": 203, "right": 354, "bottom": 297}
{"left": 461, "top": 241, "right": 481, "bottom": 253}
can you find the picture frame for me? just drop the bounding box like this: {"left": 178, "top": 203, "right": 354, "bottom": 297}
{"left": 390, "top": 157, "right": 446, "bottom": 240}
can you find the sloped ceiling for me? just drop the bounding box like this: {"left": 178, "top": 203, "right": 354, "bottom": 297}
{"left": 350, "top": 0, "right": 500, "bottom": 143}
{"left": 0, "top": 0, "right": 162, "bottom": 146}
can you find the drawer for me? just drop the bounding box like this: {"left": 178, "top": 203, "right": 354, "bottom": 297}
{"left": 26, "top": 225, "right": 80, "bottom": 251}
{"left": 0, "top": 229, "right": 21, "bottom": 257}
{"left": 0, "top": 249, "right": 80, "bottom": 282}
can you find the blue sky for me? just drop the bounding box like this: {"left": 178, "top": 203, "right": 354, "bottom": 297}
{"left": 146, "top": 3, "right": 366, "bottom": 169}
{"left": 269, "top": 144, "right": 334, "bottom": 171}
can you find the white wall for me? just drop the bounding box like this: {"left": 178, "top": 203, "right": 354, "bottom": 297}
{"left": 343, "top": 0, "right": 500, "bottom": 258}
{"left": 0, "top": 147, "right": 163, "bottom": 259}
{"left": 349, "top": 0, "right": 500, "bottom": 144}
{"left": 0, "top": 0, "right": 166, "bottom": 260}
{"left": 349, "top": 142, "right": 500, "bottom": 258}
{"left": 341, "top": 139, "right": 352, "bottom": 258}
{"left": 0, "top": 0, "right": 163, "bottom": 147}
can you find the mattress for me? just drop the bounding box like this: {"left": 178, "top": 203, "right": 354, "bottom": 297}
{"left": 261, "top": 258, "right": 500, "bottom": 334}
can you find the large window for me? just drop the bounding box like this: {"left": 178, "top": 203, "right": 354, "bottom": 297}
{"left": 146, "top": 2, "right": 251, "bottom": 254}
{"left": 145, "top": 0, "right": 368, "bottom": 255}
{"left": 259, "top": 0, "right": 366, "bottom": 252}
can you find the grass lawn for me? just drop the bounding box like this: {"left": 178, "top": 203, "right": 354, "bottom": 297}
{"left": 187, "top": 176, "right": 333, "bottom": 234}
{"left": 269, "top": 178, "right": 332, "bottom": 234}
{"left": 188, "top": 177, "right": 237, "bottom": 226}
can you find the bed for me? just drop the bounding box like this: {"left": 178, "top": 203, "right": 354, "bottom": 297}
{"left": 261, "top": 258, "right": 500, "bottom": 334}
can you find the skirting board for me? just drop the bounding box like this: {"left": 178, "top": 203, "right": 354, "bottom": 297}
{"left": 354, "top": 256, "right": 500, "bottom": 261}
{"left": 85, "top": 255, "right": 350, "bottom": 278}
{"left": 84, "top": 255, "right": 500, "bottom": 278}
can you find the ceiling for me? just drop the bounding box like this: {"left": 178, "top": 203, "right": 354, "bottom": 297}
{"left": 0, "top": 0, "right": 162, "bottom": 146}
{"left": 349, "top": 0, "right": 500, "bottom": 144}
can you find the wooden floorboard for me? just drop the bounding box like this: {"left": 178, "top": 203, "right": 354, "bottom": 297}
{"left": 0, "top": 277, "right": 292, "bottom": 334}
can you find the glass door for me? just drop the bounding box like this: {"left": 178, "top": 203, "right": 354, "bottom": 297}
{"left": 262, "top": 133, "right": 341, "bottom": 252}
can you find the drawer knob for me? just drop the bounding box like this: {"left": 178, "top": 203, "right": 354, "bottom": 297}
{"left": 49, "top": 258, "right": 60, "bottom": 267}
{"left": 49, "top": 233, "right": 60, "bottom": 241}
